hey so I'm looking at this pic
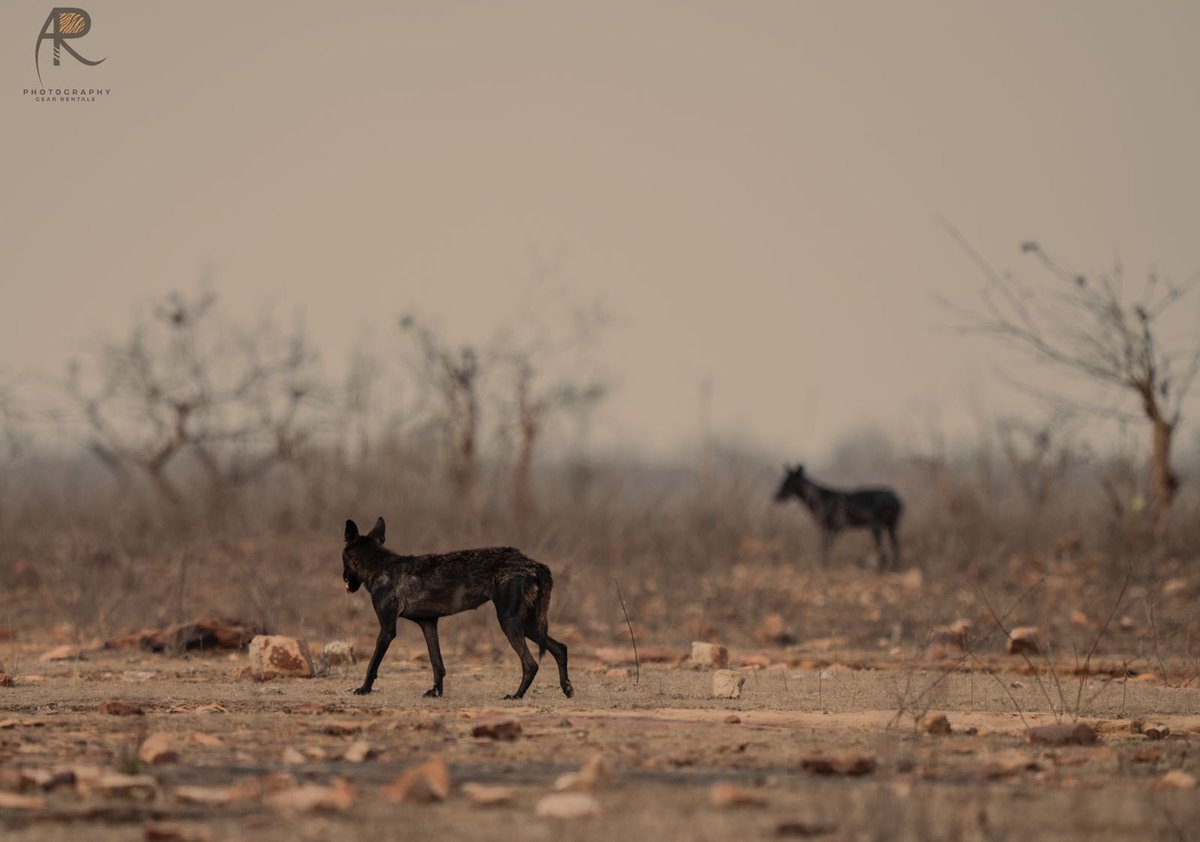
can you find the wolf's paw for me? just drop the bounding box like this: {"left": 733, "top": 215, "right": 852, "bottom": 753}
{"left": 422, "top": 686, "right": 443, "bottom": 698}
{"left": 351, "top": 686, "right": 372, "bottom": 696}
{"left": 561, "top": 682, "right": 574, "bottom": 698}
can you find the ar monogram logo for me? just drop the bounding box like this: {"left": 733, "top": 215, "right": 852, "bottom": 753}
{"left": 35, "top": 8, "right": 106, "bottom": 85}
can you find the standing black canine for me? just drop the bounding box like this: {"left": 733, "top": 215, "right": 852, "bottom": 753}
{"left": 342, "top": 517, "right": 573, "bottom": 700}
{"left": 774, "top": 464, "right": 903, "bottom": 570}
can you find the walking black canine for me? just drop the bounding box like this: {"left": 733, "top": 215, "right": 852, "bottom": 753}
{"left": 774, "top": 464, "right": 903, "bottom": 570}
{"left": 341, "top": 517, "right": 573, "bottom": 700}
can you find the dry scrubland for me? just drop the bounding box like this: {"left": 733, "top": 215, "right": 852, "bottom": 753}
{"left": 2, "top": 448, "right": 1200, "bottom": 841}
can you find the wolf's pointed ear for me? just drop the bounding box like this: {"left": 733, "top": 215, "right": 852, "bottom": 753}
{"left": 344, "top": 519, "right": 359, "bottom": 543}
{"left": 368, "top": 517, "right": 385, "bottom": 545}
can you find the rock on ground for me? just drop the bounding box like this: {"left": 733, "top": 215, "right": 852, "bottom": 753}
{"left": 712, "top": 670, "right": 745, "bottom": 699}
{"left": 247, "top": 635, "right": 314, "bottom": 678}
{"left": 471, "top": 715, "right": 522, "bottom": 741}
{"left": 800, "top": 753, "right": 877, "bottom": 776}
{"left": 710, "top": 782, "right": 767, "bottom": 807}
{"left": 554, "top": 754, "right": 612, "bottom": 791}
{"left": 462, "top": 783, "right": 516, "bottom": 806}
{"left": 535, "top": 792, "right": 600, "bottom": 819}
{"left": 383, "top": 757, "right": 451, "bottom": 803}
{"left": 322, "top": 640, "right": 356, "bottom": 666}
{"left": 1007, "top": 627, "right": 1040, "bottom": 656}
{"left": 690, "top": 641, "right": 729, "bottom": 668}
{"left": 138, "top": 733, "right": 179, "bottom": 765}
{"left": 266, "top": 779, "right": 355, "bottom": 812}
{"left": 1026, "top": 723, "right": 1098, "bottom": 746}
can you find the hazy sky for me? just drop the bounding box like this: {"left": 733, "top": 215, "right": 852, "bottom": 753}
{"left": 3, "top": 2, "right": 1198, "bottom": 458}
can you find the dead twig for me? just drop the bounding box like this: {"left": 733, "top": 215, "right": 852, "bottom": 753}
{"left": 614, "top": 578, "right": 639, "bottom": 685}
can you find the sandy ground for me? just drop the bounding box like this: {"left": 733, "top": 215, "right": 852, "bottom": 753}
{"left": 2, "top": 639, "right": 1200, "bottom": 842}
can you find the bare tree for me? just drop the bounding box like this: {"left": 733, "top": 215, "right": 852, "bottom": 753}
{"left": 67, "top": 289, "right": 321, "bottom": 502}
{"left": 499, "top": 272, "right": 610, "bottom": 528}
{"left": 995, "top": 415, "right": 1080, "bottom": 511}
{"left": 945, "top": 229, "right": 1200, "bottom": 532}
{"left": 0, "top": 373, "right": 29, "bottom": 460}
{"left": 510, "top": 359, "right": 605, "bottom": 528}
{"left": 399, "top": 315, "right": 482, "bottom": 506}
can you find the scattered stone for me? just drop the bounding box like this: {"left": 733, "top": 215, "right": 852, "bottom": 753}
{"left": 282, "top": 747, "right": 306, "bottom": 765}
{"left": 342, "top": 740, "right": 374, "bottom": 763}
{"left": 174, "top": 785, "right": 235, "bottom": 806}
{"left": 724, "top": 714, "right": 742, "bottom": 724}
{"left": 1070, "top": 610, "right": 1089, "bottom": 627}
{"left": 302, "top": 746, "right": 329, "bottom": 760}
{"left": 535, "top": 792, "right": 600, "bottom": 819}
{"left": 899, "top": 567, "right": 924, "bottom": 592}
{"left": 100, "top": 700, "right": 145, "bottom": 716}
{"left": 462, "top": 782, "right": 516, "bottom": 806}
{"left": 267, "top": 778, "right": 355, "bottom": 812}
{"left": 984, "top": 749, "right": 1040, "bottom": 778}
{"left": 712, "top": 670, "right": 745, "bottom": 699}
{"left": 138, "top": 733, "right": 179, "bottom": 765}
{"left": 1007, "top": 627, "right": 1040, "bottom": 656}
{"left": 229, "top": 773, "right": 296, "bottom": 801}
{"left": 0, "top": 673, "right": 13, "bottom": 687}
{"left": 1118, "top": 615, "right": 1134, "bottom": 632}
{"left": 323, "top": 640, "right": 356, "bottom": 666}
{"left": 923, "top": 714, "right": 952, "bottom": 735}
{"left": 690, "top": 642, "right": 729, "bottom": 668}
{"left": 0, "top": 791, "right": 45, "bottom": 809}
{"left": 1162, "top": 577, "right": 1189, "bottom": 597}
{"left": 108, "top": 617, "right": 261, "bottom": 653}
{"left": 1053, "top": 532, "right": 1082, "bottom": 559}
{"left": 923, "top": 643, "right": 951, "bottom": 661}
{"left": 800, "top": 753, "right": 877, "bottom": 777}
{"left": 38, "top": 644, "right": 85, "bottom": 662}
{"left": 191, "top": 733, "right": 222, "bottom": 748}
{"left": 755, "top": 614, "right": 796, "bottom": 646}
{"left": 383, "top": 757, "right": 451, "bottom": 803}
{"left": 1143, "top": 724, "right": 1170, "bottom": 741}
{"left": 22, "top": 768, "right": 76, "bottom": 791}
{"left": 1133, "top": 748, "right": 1164, "bottom": 764}
{"left": 1156, "top": 770, "right": 1197, "bottom": 790}
{"left": 928, "top": 619, "right": 972, "bottom": 650}
{"left": 322, "top": 720, "right": 362, "bottom": 736}
{"left": 91, "top": 773, "right": 158, "bottom": 799}
{"left": 247, "top": 635, "right": 314, "bottom": 678}
{"left": 471, "top": 715, "right": 522, "bottom": 741}
{"left": 1026, "top": 723, "right": 1098, "bottom": 746}
{"left": 292, "top": 702, "right": 331, "bottom": 714}
{"left": 739, "top": 653, "right": 771, "bottom": 668}
{"left": 193, "top": 703, "right": 227, "bottom": 714}
{"left": 144, "top": 822, "right": 187, "bottom": 841}
{"left": 554, "top": 754, "right": 612, "bottom": 792}
{"left": 710, "top": 782, "right": 767, "bottom": 807}
{"left": 775, "top": 820, "right": 837, "bottom": 837}
{"left": 594, "top": 646, "right": 680, "bottom": 664}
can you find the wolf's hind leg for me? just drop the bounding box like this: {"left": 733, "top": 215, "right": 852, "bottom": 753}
{"left": 495, "top": 587, "right": 538, "bottom": 699}
{"left": 527, "top": 623, "right": 573, "bottom": 698}
{"left": 416, "top": 618, "right": 446, "bottom": 697}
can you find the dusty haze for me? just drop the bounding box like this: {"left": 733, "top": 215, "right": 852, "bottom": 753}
{"left": 3, "top": 1, "right": 1198, "bottom": 457}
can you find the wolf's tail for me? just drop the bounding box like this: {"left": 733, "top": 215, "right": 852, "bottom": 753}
{"left": 533, "top": 565, "right": 553, "bottom": 660}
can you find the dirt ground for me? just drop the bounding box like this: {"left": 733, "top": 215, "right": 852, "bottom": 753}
{"left": 2, "top": 634, "right": 1200, "bottom": 842}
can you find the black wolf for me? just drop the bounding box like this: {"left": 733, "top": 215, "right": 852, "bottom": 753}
{"left": 342, "top": 517, "right": 573, "bottom": 700}
{"left": 774, "top": 464, "right": 903, "bottom": 570}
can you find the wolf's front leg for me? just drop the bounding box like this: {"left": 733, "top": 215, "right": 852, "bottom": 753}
{"left": 353, "top": 623, "right": 396, "bottom": 695}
